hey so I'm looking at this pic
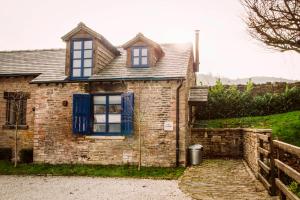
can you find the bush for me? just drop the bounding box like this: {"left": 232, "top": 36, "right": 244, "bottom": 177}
{"left": 0, "top": 148, "right": 12, "bottom": 161}
{"left": 288, "top": 181, "right": 300, "bottom": 198}
{"left": 197, "top": 80, "right": 300, "bottom": 120}
{"left": 19, "top": 149, "right": 33, "bottom": 163}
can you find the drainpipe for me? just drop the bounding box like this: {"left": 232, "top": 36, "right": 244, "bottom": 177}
{"left": 176, "top": 79, "right": 183, "bottom": 167}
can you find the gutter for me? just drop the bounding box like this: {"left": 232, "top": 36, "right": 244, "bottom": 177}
{"left": 29, "top": 76, "right": 186, "bottom": 84}
{"left": 0, "top": 73, "right": 41, "bottom": 77}
{"left": 176, "top": 79, "right": 183, "bottom": 167}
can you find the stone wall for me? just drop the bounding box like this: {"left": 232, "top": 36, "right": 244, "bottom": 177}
{"left": 0, "top": 76, "right": 37, "bottom": 160}
{"left": 190, "top": 128, "right": 243, "bottom": 158}
{"left": 217, "top": 82, "right": 300, "bottom": 96}
{"left": 34, "top": 80, "right": 190, "bottom": 167}
{"left": 190, "top": 128, "right": 272, "bottom": 176}
{"left": 243, "top": 129, "right": 272, "bottom": 177}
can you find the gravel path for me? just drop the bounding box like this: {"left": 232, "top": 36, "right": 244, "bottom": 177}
{"left": 0, "top": 175, "right": 191, "bottom": 200}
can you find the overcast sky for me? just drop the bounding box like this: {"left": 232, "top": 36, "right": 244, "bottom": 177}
{"left": 0, "top": 0, "right": 299, "bottom": 80}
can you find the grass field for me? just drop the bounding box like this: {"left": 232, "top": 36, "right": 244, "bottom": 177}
{"left": 0, "top": 161, "right": 185, "bottom": 180}
{"left": 198, "top": 111, "right": 300, "bottom": 147}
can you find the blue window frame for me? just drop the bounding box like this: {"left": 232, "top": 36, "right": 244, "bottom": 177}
{"left": 131, "top": 47, "right": 148, "bottom": 67}
{"left": 93, "top": 94, "right": 122, "bottom": 135}
{"left": 72, "top": 93, "right": 134, "bottom": 136}
{"left": 71, "top": 39, "right": 93, "bottom": 78}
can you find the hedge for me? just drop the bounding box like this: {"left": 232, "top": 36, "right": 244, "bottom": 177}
{"left": 196, "top": 80, "right": 300, "bottom": 120}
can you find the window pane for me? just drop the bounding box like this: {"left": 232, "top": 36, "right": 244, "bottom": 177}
{"left": 109, "top": 105, "right": 121, "bottom": 114}
{"left": 84, "top": 50, "right": 92, "bottom": 58}
{"left": 109, "top": 96, "right": 121, "bottom": 104}
{"left": 109, "top": 123, "right": 121, "bottom": 132}
{"left": 73, "top": 41, "right": 82, "bottom": 50}
{"left": 73, "top": 60, "right": 81, "bottom": 68}
{"left": 93, "top": 124, "right": 106, "bottom": 132}
{"left": 94, "top": 105, "right": 106, "bottom": 114}
{"left": 72, "top": 68, "right": 81, "bottom": 77}
{"left": 133, "top": 48, "right": 139, "bottom": 56}
{"left": 83, "top": 68, "right": 92, "bottom": 77}
{"left": 84, "top": 59, "right": 92, "bottom": 68}
{"left": 94, "top": 96, "right": 106, "bottom": 104}
{"left": 94, "top": 114, "right": 106, "bottom": 123}
{"left": 141, "top": 57, "right": 147, "bottom": 65}
{"left": 84, "top": 41, "right": 93, "bottom": 49}
{"left": 73, "top": 50, "right": 81, "bottom": 59}
{"left": 141, "top": 48, "right": 148, "bottom": 56}
{"left": 133, "top": 57, "right": 139, "bottom": 65}
{"left": 109, "top": 114, "right": 121, "bottom": 123}
{"left": 9, "top": 102, "right": 15, "bottom": 125}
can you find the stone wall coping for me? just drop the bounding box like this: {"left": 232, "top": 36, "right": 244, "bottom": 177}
{"left": 192, "top": 128, "right": 272, "bottom": 133}
{"left": 192, "top": 128, "right": 242, "bottom": 131}
{"left": 84, "top": 136, "right": 126, "bottom": 140}
{"left": 242, "top": 128, "right": 272, "bottom": 133}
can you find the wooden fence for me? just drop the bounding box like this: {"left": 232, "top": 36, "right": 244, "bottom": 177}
{"left": 256, "top": 133, "right": 300, "bottom": 200}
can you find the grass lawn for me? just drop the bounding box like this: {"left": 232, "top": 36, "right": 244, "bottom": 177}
{"left": 0, "top": 161, "right": 185, "bottom": 180}
{"left": 198, "top": 111, "right": 300, "bottom": 147}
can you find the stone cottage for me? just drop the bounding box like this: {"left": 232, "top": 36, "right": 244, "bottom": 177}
{"left": 0, "top": 23, "right": 199, "bottom": 167}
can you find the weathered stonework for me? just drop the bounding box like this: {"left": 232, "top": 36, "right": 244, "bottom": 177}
{"left": 190, "top": 128, "right": 272, "bottom": 176}
{"left": 33, "top": 80, "right": 191, "bottom": 167}
{"left": 191, "top": 128, "right": 243, "bottom": 158}
{"left": 0, "top": 76, "right": 37, "bottom": 160}
{"left": 209, "top": 81, "right": 300, "bottom": 96}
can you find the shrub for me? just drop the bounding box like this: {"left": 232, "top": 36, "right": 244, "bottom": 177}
{"left": 0, "top": 148, "right": 12, "bottom": 161}
{"left": 197, "top": 80, "right": 300, "bottom": 120}
{"left": 288, "top": 181, "right": 300, "bottom": 198}
{"left": 19, "top": 149, "right": 33, "bottom": 163}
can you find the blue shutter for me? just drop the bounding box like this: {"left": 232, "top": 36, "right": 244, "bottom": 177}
{"left": 121, "top": 92, "right": 134, "bottom": 135}
{"left": 72, "top": 94, "right": 91, "bottom": 135}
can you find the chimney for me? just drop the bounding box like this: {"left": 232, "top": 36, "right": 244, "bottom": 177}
{"left": 194, "top": 30, "right": 200, "bottom": 72}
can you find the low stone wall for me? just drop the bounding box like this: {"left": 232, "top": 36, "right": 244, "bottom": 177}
{"left": 191, "top": 128, "right": 272, "bottom": 176}
{"left": 191, "top": 128, "right": 243, "bottom": 158}
{"left": 243, "top": 129, "right": 272, "bottom": 177}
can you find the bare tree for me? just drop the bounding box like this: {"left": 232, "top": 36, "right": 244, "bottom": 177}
{"left": 124, "top": 81, "right": 153, "bottom": 170}
{"left": 5, "top": 92, "right": 28, "bottom": 167}
{"left": 241, "top": 0, "right": 300, "bottom": 53}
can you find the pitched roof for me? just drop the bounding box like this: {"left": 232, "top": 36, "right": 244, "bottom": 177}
{"left": 188, "top": 87, "right": 208, "bottom": 103}
{"left": 122, "top": 33, "right": 162, "bottom": 51}
{"left": 0, "top": 43, "right": 192, "bottom": 83}
{"left": 0, "top": 49, "right": 66, "bottom": 81}
{"left": 61, "top": 22, "right": 119, "bottom": 55}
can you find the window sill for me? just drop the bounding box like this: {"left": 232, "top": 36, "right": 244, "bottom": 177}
{"left": 85, "top": 135, "right": 125, "bottom": 140}
{"left": 2, "top": 125, "right": 29, "bottom": 130}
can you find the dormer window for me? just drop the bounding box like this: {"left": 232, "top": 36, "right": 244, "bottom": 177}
{"left": 132, "top": 47, "right": 148, "bottom": 67}
{"left": 71, "top": 39, "right": 93, "bottom": 78}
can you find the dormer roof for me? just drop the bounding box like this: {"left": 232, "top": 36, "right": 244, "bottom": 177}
{"left": 61, "top": 22, "right": 120, "bottom": 55}
{"left": 122, "top": 33, "right": 163, "bottom": 53}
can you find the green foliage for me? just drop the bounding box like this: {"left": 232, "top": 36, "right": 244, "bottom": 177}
{"left": 197, "top": 80, "right": 300, "bottom": 120}
{"left": 288, "top": 181, "right": 300, "bottom": 198}
{"left": 199, "top": 111, "right": 300, "bottom": 146}
{"left": 0, "top": 161, "right": 185, "bottom": 180}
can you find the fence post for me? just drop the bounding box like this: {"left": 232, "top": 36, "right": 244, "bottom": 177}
{"left": 268, "top": 132, "right": 277, "bottom": 196}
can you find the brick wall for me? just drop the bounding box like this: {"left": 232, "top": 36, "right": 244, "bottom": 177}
{"left": 33, "top": 80, "right": 189, "bottom": 167}
{"left": 0, "top": 76, "right": 37, "bottom": 160}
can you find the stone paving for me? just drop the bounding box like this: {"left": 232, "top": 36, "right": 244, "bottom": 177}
{"left": 179, "top": 159, "right": 278, "bottom": 200}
